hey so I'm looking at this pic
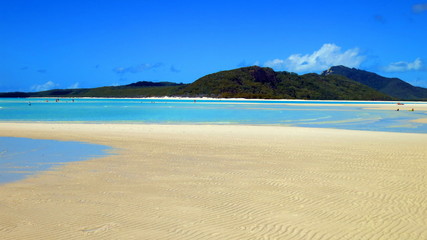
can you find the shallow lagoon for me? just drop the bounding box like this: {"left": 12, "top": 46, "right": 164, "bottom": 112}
{"left": 0, "top": 98, "right": 426, "bottom": 133}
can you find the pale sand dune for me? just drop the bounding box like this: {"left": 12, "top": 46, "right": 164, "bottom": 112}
{"left": 0, "top": 123, "right": 427, "bottom": 239}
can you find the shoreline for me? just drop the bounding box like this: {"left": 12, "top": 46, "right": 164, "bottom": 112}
{"left": 20, "top": 96, "right": 427, "bottom": 103}
{"left": 0, "top": 136, "right": 110, "bottom": 185}
{"left": 1, "top": 122, "right": 427, "bottom": 239}
{"left": 15, "top": 96, "right": 427, "bottom": 110}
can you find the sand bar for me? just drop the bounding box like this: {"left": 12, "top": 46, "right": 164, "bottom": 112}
{"left": 362, "top": 103, "right": 427, "bottom": 111}
{"left": 412, "top": 118, "right": 427, "bottom": 124}
{"left": 1, "top": 123, "right": 427, "bottom": 239}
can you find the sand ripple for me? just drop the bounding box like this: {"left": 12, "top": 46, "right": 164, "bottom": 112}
{"left": 0, "top": 123, "right": 426, "bottom": 239}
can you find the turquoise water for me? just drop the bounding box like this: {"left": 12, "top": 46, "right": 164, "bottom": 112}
{"left": 0, "top": 137, "right": 110, "bottom": 184}
{"left": 0, "top": 98, "right": 426, "bottom": 133}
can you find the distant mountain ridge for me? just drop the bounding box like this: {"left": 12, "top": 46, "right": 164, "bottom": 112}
{"left": 1, "top": 65, "right": 425, "bottom": 100}
{"left": 321, "top": 65, "right": 427, "bottom": 100}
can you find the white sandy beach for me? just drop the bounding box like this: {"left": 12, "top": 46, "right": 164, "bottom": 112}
{"left": 1, "top": 123, "right": 427, "bottom": 239}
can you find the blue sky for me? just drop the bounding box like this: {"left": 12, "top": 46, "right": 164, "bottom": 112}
{"left": 1, "top": 0, "right": 426, "bottom": 92}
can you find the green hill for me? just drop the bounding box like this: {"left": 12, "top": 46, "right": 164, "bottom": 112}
{"left": 322, "top": 65, "right": 427, "bottom": 100}
{"left": 177, "top": 66, "right": 392, "bottom": 100}
{"left": 0, "top": 66, "right": 394, "bottom": 100}
{"left": 26, "top": 82, "right": 186, "bottom": 98}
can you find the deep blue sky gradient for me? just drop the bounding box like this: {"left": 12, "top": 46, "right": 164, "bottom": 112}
{"left": 1, "top": 0, "right": 426, "bottom": 92}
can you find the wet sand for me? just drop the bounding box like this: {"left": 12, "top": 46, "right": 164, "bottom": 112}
{"left": 0, "top": 123, "right": 426, "bottom": 239}
{"left": 412, "top": 118, "right": 427, "bottom": 124}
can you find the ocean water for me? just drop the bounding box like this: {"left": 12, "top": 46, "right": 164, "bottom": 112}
{"left": 0, "top": 98, "right": 426, "bottom": 133}
{"left": 0, "top": 137, "right": 110, "bottom": 184}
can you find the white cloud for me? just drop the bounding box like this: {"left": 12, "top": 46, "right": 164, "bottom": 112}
{"left": 383, "top": 58, "right": 424, "bottom": 72}
{"left": 68, "top": 82, "right": 80, "bottom": 89}
{"left": 31, "top": 81, "right": 58, "bottom": 92}
{"left": 264, "top": 43, "right": 365, "bottom": 72}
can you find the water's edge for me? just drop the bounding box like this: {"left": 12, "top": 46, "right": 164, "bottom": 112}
{"left": 0, "top": 137, "right": 111, "bottom": 184}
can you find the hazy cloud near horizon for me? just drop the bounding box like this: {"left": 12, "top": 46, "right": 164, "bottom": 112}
{"left": 31, "top": 81, "right": 58, "bottom": 92}
{"left": 383, "top": 58, "right": 425, "bottom": 72}
{"left": 68, "top": 82, "right": 80, "bottom": 89}
{"left": 113, "top": 63, "right": 163, "bottom": 74}
{"left": 413, "top": 3, "right": 427, "bottom": 13}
